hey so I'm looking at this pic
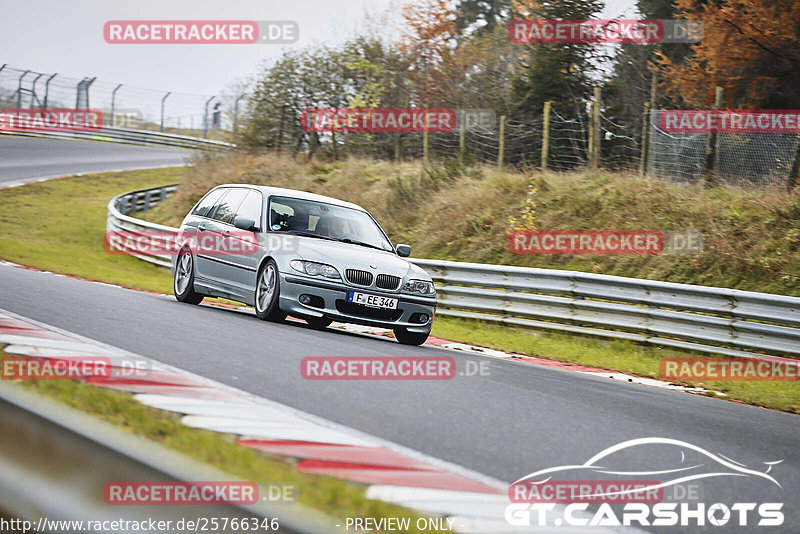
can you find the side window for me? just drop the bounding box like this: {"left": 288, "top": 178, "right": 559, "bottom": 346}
{"left": 192, "top": 189, "right": 225, "bottom": 218}
{"left": 212, "top": 188, "right": 248, "bottom": 224}
{"left": 236, "top": 191, "right": 263, "bottom": 227}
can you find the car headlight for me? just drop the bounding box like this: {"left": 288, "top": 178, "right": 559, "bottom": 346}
{"left": 290, "top": 260, "right": 341, "bottom": 279}
{"left": 402, "top": 279, "right": 435, "bottom": 295}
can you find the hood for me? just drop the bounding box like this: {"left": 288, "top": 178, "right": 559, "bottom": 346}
{"left": 295, "top": 237, "right": 418, "bottom": 278}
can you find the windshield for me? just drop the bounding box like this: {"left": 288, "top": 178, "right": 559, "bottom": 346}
{"left": 268, "top": 196, "right": 393, "bottom": 252}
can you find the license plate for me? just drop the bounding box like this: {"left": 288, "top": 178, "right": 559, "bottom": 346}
{"left": 348, "top": 291, "right": 398, "bottom": 309}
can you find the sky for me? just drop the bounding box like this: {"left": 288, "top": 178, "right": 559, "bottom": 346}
{"left": 2, "top": 0, "right": 638, "bottom": 99}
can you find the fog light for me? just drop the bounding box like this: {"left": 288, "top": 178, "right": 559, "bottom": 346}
{"left": 299, "top": 294, "right": 312, "bottom": 304}
{"left": 410, "top": 313, "right": 429, "bottom": 324}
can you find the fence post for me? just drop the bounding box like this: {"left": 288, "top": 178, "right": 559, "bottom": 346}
{"left": 395, "top": 133, "right": 402, "bottom": 161}
{"left": 639, "top": 102, "right": 651, "bottom": 176}
{"left": 703, "top": 86, "right": 723, "bottom": 187}
{"left": 110, "top": 84, "right": 122, "bottom": 127}
{"left": 541, "top": 101, "right": 552, "bottom": 171}
{"left": 497, "top": 115, "right": 506, "bottom": 168}
{"left": 588, "top": 87, "right": 601, "bottom": 172}
{"left": 276, "top": 105, "right": 286, "bottom": 152}
{"left": 203, "top": 96, "right": 215, "bottom": 139}
{"left": 458, "top": 110, "right": 466, "bottom": 166}
{"left": 423, "top": 127, "right": 430, "bottom": 166}
{"left": 787, "top": 139, "right": 800, "bottom": 191}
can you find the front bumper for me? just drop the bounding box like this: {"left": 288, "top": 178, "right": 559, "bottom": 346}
{"left": 280, "top": 274, "right": 436, "bottom": 333}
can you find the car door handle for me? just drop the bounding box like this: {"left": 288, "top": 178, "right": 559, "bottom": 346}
{"left": 197, "top": 224, "right": 208, "bottom": 232}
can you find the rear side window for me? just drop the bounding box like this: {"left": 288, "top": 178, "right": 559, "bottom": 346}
{"left": 191, "top": 189, "right": 225, "bottom": 218}
{"left": 236, "top": 191, "right": 263, "bottom": 227}
{"left": 212, "top": 188, "right": 249, "bottom": 224}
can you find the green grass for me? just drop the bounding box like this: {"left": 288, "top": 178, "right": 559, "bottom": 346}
{"left": 0, "top": 168, "right": 797, "bottom": 413}
{"left": 0, "top": 169, "right": 179, "bottom": 294}
{"left": 0, "top": 351, "right": 429, "bottom": 531}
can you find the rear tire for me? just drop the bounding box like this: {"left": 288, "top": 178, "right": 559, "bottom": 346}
{"left": 174, "top": 249, "right": 204, "bottom": 305}
{"left": 306, "top": 317, "right": 332, "bottom": 330}
{"left": 255, "top": 259, "right": 286, "bottom": 322}
{"left": 393, "top": 327, "right": 430, "bottom": 346}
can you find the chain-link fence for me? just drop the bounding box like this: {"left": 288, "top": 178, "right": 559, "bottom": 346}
{"left": 0, "top": 63, "right": 247, "bottom": 140}
{"left": 646, "top": 109, "right": 800, "bottom": 187}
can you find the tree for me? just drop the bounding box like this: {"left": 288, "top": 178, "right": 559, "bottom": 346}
{"left": 656, "top": 0, "right": 800, "bottom": 108}
{"left": 510, "top": 0, "right": 604, "bottom": 120}
{"left": 455, "top": 0, "right": 513, "bottom": 36}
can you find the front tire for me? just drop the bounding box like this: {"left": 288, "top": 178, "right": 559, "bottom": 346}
{"left": 393, "top": 327, "right": 430, "bottom": 346}
{"left": 174, "top": 249, "right": 204, "bottom": 304}
{"left": 255, "top": 259, "right": 286, "bottom": 322}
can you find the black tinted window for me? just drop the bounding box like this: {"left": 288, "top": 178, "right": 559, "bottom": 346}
{"left": 191, "top": 189, "right": 225, "bottom": 218}
{"left": 212, "top": 188, "right": 249, "bottom": 224}
{"left": 236, "top": 191, "right": 263, "bottom": 226}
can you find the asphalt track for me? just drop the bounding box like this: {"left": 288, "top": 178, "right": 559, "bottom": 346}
{"left": 0, "top": 139, "right": 798, "bottom": 533}
{"left": 0, "top": 135, "right": 188, "bottom": 184}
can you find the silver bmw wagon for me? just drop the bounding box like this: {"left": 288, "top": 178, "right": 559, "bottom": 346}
{"left": 171, "top": 184, "right": 436, "bottom": 345}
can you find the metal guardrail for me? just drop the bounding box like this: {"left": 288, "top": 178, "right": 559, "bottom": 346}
{"left": 0, "top": 114, "right": 234, "bottom": 150}
{"left": 107, "top": 185, "right": 800, "bottom": 359}
{"left": 0, "top": 384, "right": 334, "bottom": 534}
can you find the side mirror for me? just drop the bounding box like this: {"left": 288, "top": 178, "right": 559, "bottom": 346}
{"left": 395, "top": 244, "right": 411, "bottom": 257}
{"left": 233, "top": 216, "right": 258, "bottom": 232}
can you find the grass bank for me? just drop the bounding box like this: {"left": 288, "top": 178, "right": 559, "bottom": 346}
{"left": 0, "top": 165, "right": 797, "bottom": 412}
{"left": 143, "top": 152, "right": 800, "bottom": 296}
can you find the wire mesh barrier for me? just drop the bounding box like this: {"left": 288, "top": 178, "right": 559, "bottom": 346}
{"left": 646, "top": 109, "right": 800, "bottom": 187}
{"left": 0, "top": 63, "right": 246, "bottom": 140}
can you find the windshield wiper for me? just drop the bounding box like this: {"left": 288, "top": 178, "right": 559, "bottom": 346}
{"left": 284, "top": 230, "right": 337, "bottom": 241}
{"left": 337, "top": 238, "right": 390, "bottom": 251}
